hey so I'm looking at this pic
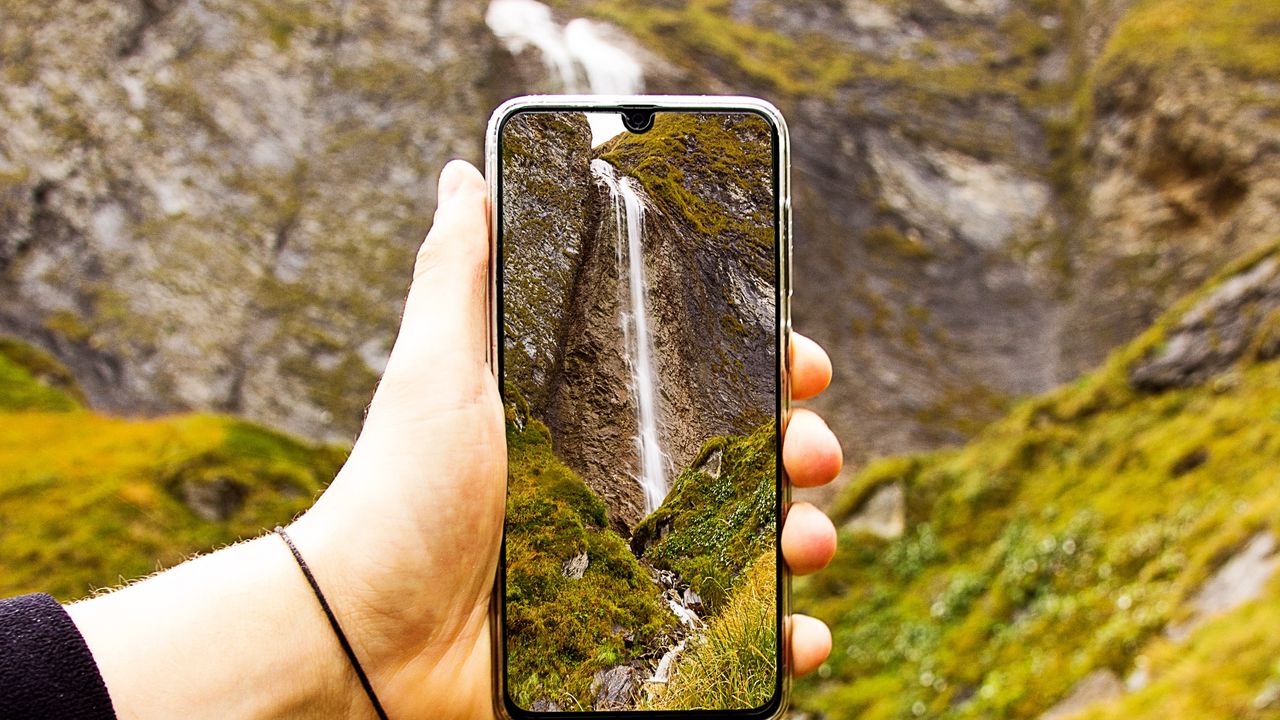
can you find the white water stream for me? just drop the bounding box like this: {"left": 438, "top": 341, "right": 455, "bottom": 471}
{"left": 591, "top": 159, "right": 668, "bottom": 514}
{"left": 485, "top": 0, "right": 645, "bottom": 145}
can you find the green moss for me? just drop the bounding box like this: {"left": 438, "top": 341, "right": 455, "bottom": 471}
{"left": 1077, "top": 577, "right": 1280, "bottom": 719}
{"left": 1100, "top": 0, "right": 1280, "bottom": 85}
{"left": 632, "top": 421, "right": 777, "bottom": 613}
{"left": 864, "top": 225, "right": 933, "bottom": 261}
{"left": 504, "top": 396, "right": 675, "bottom": 709}
{"left": 0, "top": 339, "right": 82, "bottom": 412}
{"left": 0, "top": 411, "right": 344, "bottom": 600}
{"left": 795, "top": 244, "right": 1280, "bottom": 718}
{"left": 598, "top": 112, "right": 774, "bottom": 277}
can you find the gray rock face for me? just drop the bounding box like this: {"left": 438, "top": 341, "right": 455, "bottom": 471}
{"left": 1129, "top": 256, "right": 1280, "bottom": 391}
{"left": 590, "top": 665, "right": 640, "bottom": 710}
{"left": 539, "top": 161, "right": 642, "bottom": 530}
{"left": 500, "top": 112, "right": 595, "bottom": 410}
{"left": 843, "top": 481, "right": 905, "bottom": 539}
{"left": 0, "top": 1, "right": 508, "bottom": 441}
{"left": 1065, "top": 62, "right": 1280, "bottom": 380}
{"left": 561, "top": 551, "right": 589, "bottom": 579}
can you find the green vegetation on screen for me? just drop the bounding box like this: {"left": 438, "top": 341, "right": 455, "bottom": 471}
{"left": 644, "top": 551, "right": 778, "bottom": 712}
{"left": 503, "top": 387, "right": 675, "bottom": 709}
{"left": 503, "top": 385, "right": 780, "bottom": 710}
{"left": 632, "top": 421, "right": 778, "bottom": 613}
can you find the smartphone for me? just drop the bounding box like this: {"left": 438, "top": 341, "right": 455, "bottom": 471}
{"left": 486, "top": 95, "right": 791, "bottom": 718}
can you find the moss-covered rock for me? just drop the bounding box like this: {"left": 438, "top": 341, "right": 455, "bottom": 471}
{"left": 0, "top": 337, "right": 83, "bottom": 411}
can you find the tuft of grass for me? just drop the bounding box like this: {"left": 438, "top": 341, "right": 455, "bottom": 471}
{"left": 645, "top": 550, "right": 778, "bottom": 711}
{"left": 632, "top": 421, "right": 778, "bottom": 613}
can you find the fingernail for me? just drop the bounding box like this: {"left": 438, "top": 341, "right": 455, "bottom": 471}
{"left": 437, "top": 160, "right": 466, "bottom": 205}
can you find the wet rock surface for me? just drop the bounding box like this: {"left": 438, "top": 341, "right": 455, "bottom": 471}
{"left": 590, "top": 665, "right": 640, "bottom": 710}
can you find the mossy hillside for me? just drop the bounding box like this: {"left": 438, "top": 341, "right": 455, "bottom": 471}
{"left": 632, "top": 421, "right": 777, "bottom": 614}
{"left": 644, "top": 550, "right": 778, "bottom": 712}
{"left": 793, "top": 245, "right": 1280, "bottom": 718}
{"left": 0, "top": 410, "right": 345, "bottom": 601}
{"left": 504, "top": 402, "right": 675, "bottom": 709}
{"left": 1099, "top": 0, "right": 1280, "bottom": 89}
{"left": 597, "top": 111, "right": 775, "bottom": 277}
{"left": 0, "top": 338, "right": 83, "bottom": 412}
{"left": 1077, "top": 576, "right": 1280, "bottom": 720}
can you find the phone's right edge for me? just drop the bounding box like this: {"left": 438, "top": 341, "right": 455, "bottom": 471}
{"left": 751, "top": 94, "right": 794, "bottom": 720}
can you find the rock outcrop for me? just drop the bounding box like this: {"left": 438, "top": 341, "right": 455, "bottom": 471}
{"left": 500, "top": 111, "right": 595, "bottom": 411}
{"left": 0, "top": 1, "right": 509, "bottom": 441}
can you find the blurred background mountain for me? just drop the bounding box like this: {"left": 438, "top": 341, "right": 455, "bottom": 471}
{"left": 0, "top": 0, "right": 1278, "bottom": 718}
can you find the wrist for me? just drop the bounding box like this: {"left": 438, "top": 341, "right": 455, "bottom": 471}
{"left": 69, "top": 535, "right": 371, "bottom": 720}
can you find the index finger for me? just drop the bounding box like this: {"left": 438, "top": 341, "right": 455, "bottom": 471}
{"left": 790, "top": 332, "right": 832, "bottom": 401}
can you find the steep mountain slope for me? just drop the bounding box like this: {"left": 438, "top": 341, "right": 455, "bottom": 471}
{"left": 793, "top": 241, "right": 1280, "bottom": 719}
{"left": 4, "top": 0, "right": 1277, "bottom": 509}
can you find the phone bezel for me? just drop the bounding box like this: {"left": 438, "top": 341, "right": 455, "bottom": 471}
{"left": 486, "top": 95, "right": 794, "bottom": 720}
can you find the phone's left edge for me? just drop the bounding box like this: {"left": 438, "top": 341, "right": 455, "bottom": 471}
{"left": 487, "top": 94, "right": 526, "bottom": 720}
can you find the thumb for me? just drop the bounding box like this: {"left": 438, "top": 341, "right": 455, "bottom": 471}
{"left": 373, "top": 159, "right": 492, "bottom": 418}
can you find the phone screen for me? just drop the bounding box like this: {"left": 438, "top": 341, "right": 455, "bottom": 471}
{"left": 497, "top": 106, "right": 783, "bottom": 715}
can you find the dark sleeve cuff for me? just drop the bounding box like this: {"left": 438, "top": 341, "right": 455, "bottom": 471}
{"left": 0, "top": 593, "right": 116, "bottom": 719}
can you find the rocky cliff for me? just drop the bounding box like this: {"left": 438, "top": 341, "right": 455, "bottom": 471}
{"left": 0, "top": 0, "right": 509, "bottom": 441}
{"left": 500, "top": 111, "right": 595, "bottom": 412}
{"left": 503, "top": 111, "right": 775, "bottom": 532}
{"left": 4, "top": 0, "right": 1276, "bottom": 504}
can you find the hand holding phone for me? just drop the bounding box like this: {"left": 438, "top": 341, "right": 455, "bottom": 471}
{"left": 490, "top": 96, "right": 802, "bottom": 717}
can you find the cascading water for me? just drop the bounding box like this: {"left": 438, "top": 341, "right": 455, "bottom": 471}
{"left": 591, "top": 159, "right": 668, "bottom": 514}
{"left": 485, "top": 0, "right": 644, "bottom": 145}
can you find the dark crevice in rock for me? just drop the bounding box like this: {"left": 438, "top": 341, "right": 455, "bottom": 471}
{"left": 117, "top": 0, "right": 183, "bottom": 58}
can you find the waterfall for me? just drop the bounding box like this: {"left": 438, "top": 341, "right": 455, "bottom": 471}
{"left": 591, "top": 159, "right": 668, "bottom": 514}
{"left": 486, "top": 0, "right": 645, "bottom": 145}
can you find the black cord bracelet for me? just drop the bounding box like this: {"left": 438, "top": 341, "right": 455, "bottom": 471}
{"left": 274, "top": 527, "right": 390, "bottom": 720}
